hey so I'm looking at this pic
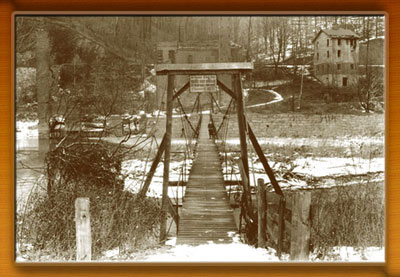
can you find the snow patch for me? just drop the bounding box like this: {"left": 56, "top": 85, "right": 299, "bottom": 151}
{"left": 144, "top": 242, "right": 280, "bottom": 262}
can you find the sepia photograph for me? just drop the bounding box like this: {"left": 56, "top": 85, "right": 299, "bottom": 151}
{"left": 14, "top": 14, "right": 385, "bottom": 263}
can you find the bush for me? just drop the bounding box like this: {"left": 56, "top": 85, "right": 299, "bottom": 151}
{"left": 18, "top": 142, "right": 161, "bottom": 261}
{"left": 310, "top": 181, "right": 384, "bottom": 259}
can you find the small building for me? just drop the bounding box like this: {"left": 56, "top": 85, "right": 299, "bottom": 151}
{"left": 359, "top": 37, "right": 385, "bottom": 66}
{"left": 312, "top": 24, "right": 361, "bottom": 88}
{"left": 156, "top": 40, "right": 233, "bottom": 110}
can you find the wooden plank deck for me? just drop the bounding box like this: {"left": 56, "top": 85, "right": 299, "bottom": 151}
{"left": 177, "top": 114, "right": 238, "bottom": 245}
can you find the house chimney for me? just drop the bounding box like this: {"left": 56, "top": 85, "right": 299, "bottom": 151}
{"left": 332, "top": 23, "right": 340, "bottom": 30}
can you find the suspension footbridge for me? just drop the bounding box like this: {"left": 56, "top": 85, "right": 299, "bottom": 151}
{"left": 177, "top": 114, "right": 237, "bottom": 245}
{"left": 136, "top": 62, "right": 285, "bottom": 247}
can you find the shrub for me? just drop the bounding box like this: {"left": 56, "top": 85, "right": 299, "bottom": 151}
{"left": 17, "top": 142, "right": 161, "bottom": 261}
{"left": 310, "top": 181, "right": 384, "bottom": 259}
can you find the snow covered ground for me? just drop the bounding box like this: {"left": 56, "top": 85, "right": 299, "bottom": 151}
{"left": 15, "top": 119, "right": 385, "bottom": 263}
{"left": 225, "top": 136, "right": 384, "bottom": 149}
{"left": 121, "top": 153, "right": 384, "bottom": 198}
{"left": 95, "top": 238, "right": 384, "bottom": 262}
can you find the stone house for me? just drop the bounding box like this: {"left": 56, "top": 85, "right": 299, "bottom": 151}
{"left": 312, "top": 25, "right": 361, "bottom": 87}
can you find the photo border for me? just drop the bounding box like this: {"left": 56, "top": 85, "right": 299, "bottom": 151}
{"left": 1, "top": 1, "right": 398, "bottom": 276}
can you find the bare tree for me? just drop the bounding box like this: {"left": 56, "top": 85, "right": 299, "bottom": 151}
{"left": 262, "top": 17, "right": 290, "bottom": 76}
{"left": 357, "top": 17, "right": 384, "bottom": 113}
{"left": 35, "top": 19, "right": 52, "bottom": 157}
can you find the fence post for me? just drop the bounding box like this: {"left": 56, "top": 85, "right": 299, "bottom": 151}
{"left": 257, "top": 178, "right": 266, "bottom": 248}
{"left": 75, "top": 197, "right": 92, "bottom": 261}
{"left": 277, "top": 195, "right": 286, "bottom": 258}
{"left": 290, "top": 191, "right": 311, "bottom": 261}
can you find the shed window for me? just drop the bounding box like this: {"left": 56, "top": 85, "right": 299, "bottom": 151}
{"left": 168, "top": 50, "right": 176, "bottom": 63}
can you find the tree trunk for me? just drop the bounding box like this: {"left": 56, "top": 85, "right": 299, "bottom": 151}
{"left": 36, "top": 23, "right": 52, "bottom": 160}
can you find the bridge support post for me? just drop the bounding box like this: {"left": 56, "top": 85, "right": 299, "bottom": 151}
{"left": 234, "top": 72, "right": 249, "bottom": 181}
{"left": 160, "top": 73, "right": 174, "bottom": 243}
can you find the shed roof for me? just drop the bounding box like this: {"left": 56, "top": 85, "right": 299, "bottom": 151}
{"left": 312, "top": 28, "right": 361, "bottom": 43}
{"left": 155, "top": 62, "right": 253, "bottom": 75}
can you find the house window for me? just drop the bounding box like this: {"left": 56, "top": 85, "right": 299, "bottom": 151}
{"left": 350, "top": 64, "right": 354, "bottom": 70}
{"left": 338, "top": 39, "right": 341, "bottom": 46}
{"left": 327, "top": 39, "right": 330, "bottom": 46}
{"left": 337, "top": 63, "right": 341, "bottom": 70}
{"left": 188, "top": 55, "right": 193, "bottom": 64}
{"left": 317, "top": 52, "right": 319, "bottom": 60}
{"left": 316, "top": 41, "right": 319, "bottom": 49}
{"left": 342, "top": 77, "right": 348, "bottom": 87}
{"left": 337, "top": 50, "right": 341, "bottom": 58}
{"left": 327, "top": 51, "right": 330, "bottom": 58}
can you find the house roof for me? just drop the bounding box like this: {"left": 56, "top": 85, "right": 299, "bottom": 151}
{"left": 312, "top": 28, "right": 361, "bottom": 43}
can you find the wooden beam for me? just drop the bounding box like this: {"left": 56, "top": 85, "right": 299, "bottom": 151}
{"left": 172, "top": 81, "right": 190, "bottom": 101}
{"left": 234, "top": 73, "right": 249, "bottom": 182}
{"left": 158, "top": 69, "right": 247, "bottom": 76}
{"left": 138, "top": 134, "right": 167, "bottom": 198}
{"left": 217, "top": 79, "right": 237, "bottom": 100}
{"left": 238, "top": 159, "right": 254, "bottom": 221}
{"left": 160, "top": 74, "right": 174, "bottom": 243}
{"left": 155, "top": 62, "right": 253, "bottom": 76}
{"left": 247, "top": 123, "right": 284, "bottom": 196}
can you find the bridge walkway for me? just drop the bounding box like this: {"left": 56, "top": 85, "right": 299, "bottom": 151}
{"left": 177, "top": 114, "right": 238, "bottom": 245}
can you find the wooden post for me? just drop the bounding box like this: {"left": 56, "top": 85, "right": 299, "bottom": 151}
{"left": 290, "top": 191, "right": 311, "bottom": 261}
{"left": 160, "top": 73, "right": 174, "bottom": 243}
{"left": 75, "top": 197, "right": 91, "bottom": 261}
{"left": 234, "top": 73, "right": 249, "bottom": 182}
{"left": 238, "top": 159, "right": 253, "bottom": 218}
{"left": 257, "top": 178, "right": 266, "bottom": 248}
{"left": 277, "top": 195, "right": 285, "bottom": 258}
